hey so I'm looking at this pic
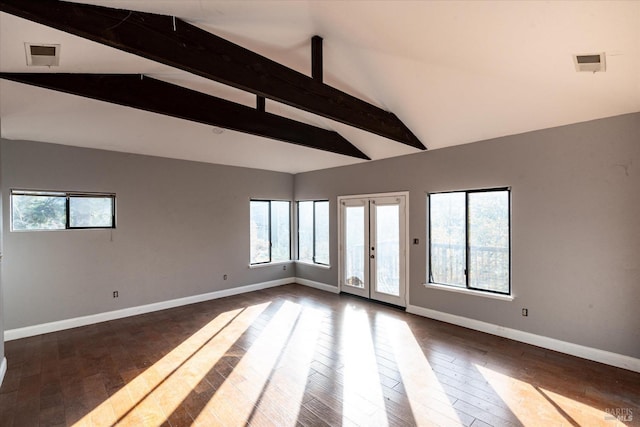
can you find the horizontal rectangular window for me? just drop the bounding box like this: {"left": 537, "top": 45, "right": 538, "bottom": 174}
{"left": 250, "top": 200, "right": 291, "bottom": 264}
{"left": 428, "top": 188, "right": 510, "bottom": 295}
{"left": 297, "top": 200, "right": 329, "bottom": 265}
{"left": 11, "top": 190, "right": 116, "bottom": 231}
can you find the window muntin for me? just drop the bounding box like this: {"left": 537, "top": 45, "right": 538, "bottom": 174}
{"left": 297, "top": 200, "right": 329, "bottom": 266}
{"left": 429, "top": 188, "right": 510, "bottom": 295}
{"left": 250, "top": 200, "right": 291, "bottom": 265}
{"left": 11, "top": 190, "right": 115, "bottom": 231}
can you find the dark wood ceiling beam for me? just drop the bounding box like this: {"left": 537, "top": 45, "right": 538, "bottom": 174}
{"left": 0, "top": 0, "right": 425, "bottom": 150}
{"left": 312, "top": 36, "right": 323, "bottom": 82}
{"left": 0, "top": 73, "right": 370, "bottom": 160}
{"left": 256, "top": 96, "right": 266, "bottom": 113}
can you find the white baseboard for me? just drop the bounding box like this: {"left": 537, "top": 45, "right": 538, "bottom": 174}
{"left": 0, "top": 357, "right": 6, "bottom": 388}
{"left": 295, "top": 278, "right": 339, "bottom": 294}
{"left": 406, "top": 305, "right": 640, "bottom": 373}
{"left": 4, "top": 277, "right": 294, "bottom": 341}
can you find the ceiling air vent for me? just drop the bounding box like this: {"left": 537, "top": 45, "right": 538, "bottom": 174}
{"left": 25, "top": 43, "right": 60, "bottom": 67}
{"left": 573, "top": 53, "right": 605, "bottom": 73}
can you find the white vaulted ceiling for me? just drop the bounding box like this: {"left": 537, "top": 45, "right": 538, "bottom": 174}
{"left": 1, "top": 1, "right": 639, "bottom": 173}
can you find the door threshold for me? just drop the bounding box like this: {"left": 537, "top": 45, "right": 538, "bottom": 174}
{"left": 339, "top": 292, "right": 406, "bottom": 311}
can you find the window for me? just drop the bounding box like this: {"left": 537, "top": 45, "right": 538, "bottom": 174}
{"left": 250, "top": 200, "right": 291, "bottom": 264}
{"left": 297, "top": 200, "right": 329, "bottom": 265}
{"left": 428, "top": 188, "right": 510, "bottom": 295}
{"left": 11, "top": 190, "right": 116, "bottom": 231}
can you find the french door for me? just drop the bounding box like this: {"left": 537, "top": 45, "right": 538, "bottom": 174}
{"left": 338, "top": 192, "right": 408, "bottom": 307}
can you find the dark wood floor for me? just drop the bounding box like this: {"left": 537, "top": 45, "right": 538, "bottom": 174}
{"left": 1, "top": 284, "right": 638, "bottom": 427}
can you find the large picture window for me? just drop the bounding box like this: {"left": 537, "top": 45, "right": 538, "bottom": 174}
{"left": 11, "top": 190, "right": 116, "bottom": 231}
{"left": 250, "top": 200, "right": 291, "bottom": 264}
{"left": 297, "top": 200, "right": 329, "bottom": 265}
{"left": 428, "top": 188, "right": 510, "bottom": 295}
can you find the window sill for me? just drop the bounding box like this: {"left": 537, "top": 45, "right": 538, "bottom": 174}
{"left": 422, "top": 283, "right": 514, "bottom": 301}
{"left": 249, "top": 261, "right": 293, "bottom": 269}
{"left": 295, "top": 261, "right": 331, "bottom": 269}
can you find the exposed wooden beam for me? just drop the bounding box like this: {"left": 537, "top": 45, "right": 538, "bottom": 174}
{"left": 0, "top": 73, "right": 370, "bottom": 160}
{"left": 256, "top": 95, "right": 266, "bottom": 113}
{"left": 0, "top": 0, "right": 425, "bottom": 150}
{"left": 312, "top": 36, "right": 323, "bottom": 82}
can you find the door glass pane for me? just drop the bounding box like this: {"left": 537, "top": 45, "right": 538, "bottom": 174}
{"left": 345, "top": 206, "right": 365, "bottom": 288}
{"left": 429, "top": 192, "right": 466, "bottom": 286}
{"left": 468, "top": 191, "right": 509, "bottom": 293}
{"left": 69, "top": 196, "right": 114, "bottom": 228}
{"left": 314, "top": 201, "right": 329, "bottom": 265}
{"left": 271, "top": 201, "right": 290, "bottom": 262}
{"left": 375, "top": 204, "right": 400, "bottom": 296}
{"left": 297, "top": 201, "right": 313, "bottom": 263}
{"left": 250, "top": 201, "right": 270, "bottom": 264}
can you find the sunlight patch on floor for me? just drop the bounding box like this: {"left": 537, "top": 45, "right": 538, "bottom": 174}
{"left": 72, "top": 301, "right": 271, "bottom": 426}
{"left": 341, "top": 304, "right": 389, "bottom": 426}
{"left": 249, "top": 305, "right": 325, "bottom": 425}
{"left": 388, "top": 317, "right": 465, "bottom": 426}
{"left": 475, "top": 364, "right": 620, "bottom": 426}
{"left": 194, "top": 300, "right": 302, "bottom": 425}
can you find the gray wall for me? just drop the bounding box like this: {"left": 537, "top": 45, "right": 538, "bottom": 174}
{"left": 295, "top": 113, "right": 640, "bottom": 359}
{"left": 1, "top": 139, "right": 294, "bottom": 330}
{"left": 2, "top": 113, "right": 639, "bottom": 361}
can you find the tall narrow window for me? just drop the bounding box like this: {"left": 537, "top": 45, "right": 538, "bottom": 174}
{"left": 297, "top": 200, "right": 329, "bottom": 265}
{"left": 11, "top": 190, "right": 115, "bottom": 231}
{"left": 250, "top": 200, "right": 291, "bottom": 264}
{"left": 428, "top": 188, "right": 510, "bottom": 295}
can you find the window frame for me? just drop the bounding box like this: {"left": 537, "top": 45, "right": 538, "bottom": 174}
{"left": 10, "top": 189, "right": 116, "bottom": 231}
{"left": 249, "top": 199, "right": 291, "bottom": 265}
{"left": 296, "top": 200, "right": 330, "bottom": 266}
{"left": 427, "top": 187, "right": 511, "bottom": 296}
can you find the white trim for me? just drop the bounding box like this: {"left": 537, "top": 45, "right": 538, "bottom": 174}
{"left": 423, "top": 283, "right": 514, "bottom": 301}
{"left": 337, "top": 191, "right": 410, "bottom": 307}
{"left": 406, "top": 304, "right": 640, "bottom": 373}
{"left": 338, "top": 191, "right": 411, "bottom": 199}
{"left": 0, "top": 357, "right": 6, "bottom": 388}
{"left": 248, "top": 261, "right": 293, "bottom": 269}
{"left": 295, "top": 260, "right": 331, "bottom": 270}
{"left": 295, "top": 278, "right": 340, "bottom": 294}
{"left": 4, "top": 277, "right": 294, "bottom": 341}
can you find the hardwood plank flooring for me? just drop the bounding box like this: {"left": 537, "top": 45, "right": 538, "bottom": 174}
{"left": 1, "top": 284, "right": 638, "bottom": 426}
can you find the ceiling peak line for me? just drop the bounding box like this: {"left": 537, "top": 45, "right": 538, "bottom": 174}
{"left": 0, "top": 0, "right": 426, "bottom": 151}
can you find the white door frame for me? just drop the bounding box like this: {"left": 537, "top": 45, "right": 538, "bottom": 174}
{"left": 338, "top": 191, "right": 410, "bottom": 307}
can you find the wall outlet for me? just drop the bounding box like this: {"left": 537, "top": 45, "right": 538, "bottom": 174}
{"left": 223, "top": 274, "right": 228, "bottom": 280}
{"left": 113, "top": 291, "right": 119, "bottom": 298}
{"left": 522, "top": 308, "right": 528, "bottom": 317}
{"left": 283, "top": 265, "right": 287, "bottom": 271}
